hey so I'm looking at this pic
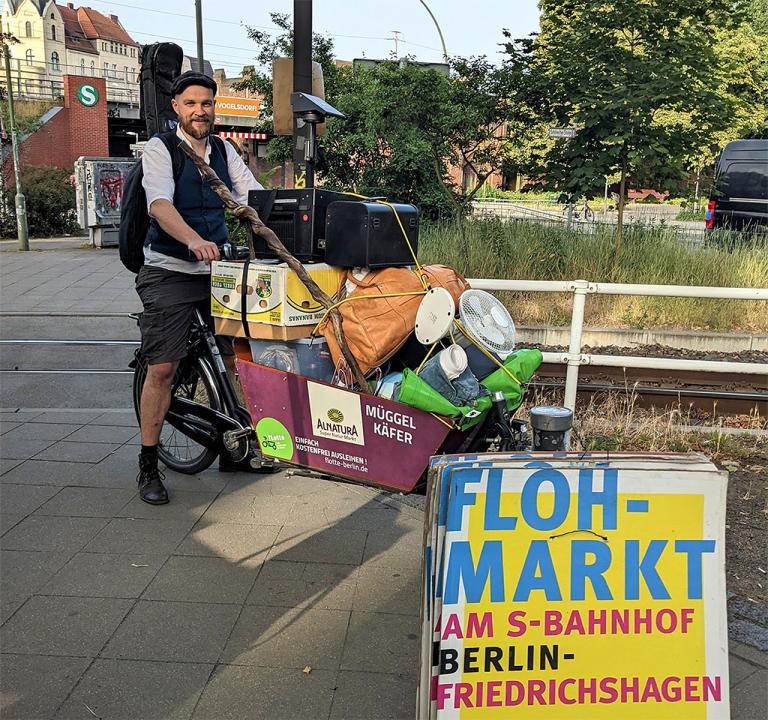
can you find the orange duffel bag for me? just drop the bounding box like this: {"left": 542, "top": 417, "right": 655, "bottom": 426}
{"left": 317, "top": 265, "right": 470, "bottom": 376}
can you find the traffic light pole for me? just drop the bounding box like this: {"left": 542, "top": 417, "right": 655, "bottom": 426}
{"left": 293, "top": 0, "right": 313, "bottom": 189}
{"left": 2, "top": 42, "right": 28, "bottom": 251}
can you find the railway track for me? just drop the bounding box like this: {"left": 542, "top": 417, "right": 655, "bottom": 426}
{"left": 1, "top": 336, "right": 765, "bottom": 420}
{"left": 533, "top": 363, "right": 767, "bottom": 419}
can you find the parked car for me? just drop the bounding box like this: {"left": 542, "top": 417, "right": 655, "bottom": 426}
{"left": 706, "top": 139, "right": 768, "bottom": 232}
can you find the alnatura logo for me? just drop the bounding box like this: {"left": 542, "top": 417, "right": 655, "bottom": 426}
{"left": 327, "top": 408, "right": 344, "bottom": 423}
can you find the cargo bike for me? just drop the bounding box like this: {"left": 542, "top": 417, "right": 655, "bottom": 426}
{"left": 130, "top": 246, "right": 548, "bottom": 494}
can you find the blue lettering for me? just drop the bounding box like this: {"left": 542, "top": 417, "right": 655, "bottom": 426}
{"left": 626, "top": 540, "right": 670, "bottom": 600}
{"left": 520, "top": 469, "right": 570, "bottom": 531}
{"left": 577, "top": 469, "right": 618, "bottom": 530}
{"left": 674, "top": 539, "right": 716, "bottom": 600}
{"left": 513, "top": 540, "right": 562, "bottom": 601}
{"left": 571, "top": 540, "right": 613, "bottom": 600}
{"left": 444, "top": 541, "right": 504, "bottom": 604}
{"left": 446, "top": 471, "right": 480, "bottom": 531}
{"left": 484, "top": 469, "right": 517, "bottom": 530}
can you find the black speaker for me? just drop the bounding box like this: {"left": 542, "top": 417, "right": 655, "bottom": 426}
{"left": 324, "top": 201, "right": 419, "bottom": 268}
{"left": 247, "top": 189, "right": 351, "bottom": 262}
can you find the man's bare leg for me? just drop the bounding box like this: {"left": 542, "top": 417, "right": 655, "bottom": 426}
{"left": 137, "top": 361, "right": 178, "bottom": 505}
{"left": 140, "top": 361, "right": 179, "bottom": 445}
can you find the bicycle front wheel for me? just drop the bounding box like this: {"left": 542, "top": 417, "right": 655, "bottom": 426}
{"left": 132, "top": 354, "right": 222, "bottom": 474}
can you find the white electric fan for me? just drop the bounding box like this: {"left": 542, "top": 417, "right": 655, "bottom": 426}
{"left": 455, "top": 289, "right": 516, "bottom": 359}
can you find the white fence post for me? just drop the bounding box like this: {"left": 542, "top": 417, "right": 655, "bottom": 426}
{"left": 563, "top": 279, "right": 590, "bottom": 413}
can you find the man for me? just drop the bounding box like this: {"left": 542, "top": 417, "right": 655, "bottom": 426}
{"left": 135, "top": 71, "right": 260, "bottom": 505}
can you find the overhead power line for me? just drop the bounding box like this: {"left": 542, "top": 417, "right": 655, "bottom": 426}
{"left": 84, "top": 0, "right": 441, "bottom": 55}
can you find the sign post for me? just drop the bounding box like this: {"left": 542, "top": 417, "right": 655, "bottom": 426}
{"left": 293, "top": 0, "right": 313, "bottom": 189}
{"left": 548, "top": 128, "right": 578, "bottom": 226}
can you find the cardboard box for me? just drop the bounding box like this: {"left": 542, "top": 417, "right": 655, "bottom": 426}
{"left": 211, "top": 260, "right": 341, "bottom": 327}
{"left": 214, "top": 317, "right": 316, "bottom": 341}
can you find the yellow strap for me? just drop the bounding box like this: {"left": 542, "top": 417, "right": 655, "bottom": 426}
{"left": 415, "top": 342, "right": 438, "bottom": 375}
{"left": 454, "top": 319, "right": 523, "bottom": 386}
{"left": 430, "top": 412, "right": 456, "bottom": 429}
{"left": 342, "top": 191, "right": 429, "bottom": 292}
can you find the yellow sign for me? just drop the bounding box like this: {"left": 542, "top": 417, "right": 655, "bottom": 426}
{"left": 214, "top": 96, "right": 261, "bottom": 118}
{"left": 421, "top": 455, "right": 729, "bottom": 719}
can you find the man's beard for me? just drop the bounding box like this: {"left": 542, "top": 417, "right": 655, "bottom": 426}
{"left": 181, "top": 117, "right": 212, "bottom": 140}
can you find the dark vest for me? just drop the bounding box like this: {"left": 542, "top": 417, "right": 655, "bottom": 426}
{"left": 145, "top": 136, "right": 233, "bottom": 261}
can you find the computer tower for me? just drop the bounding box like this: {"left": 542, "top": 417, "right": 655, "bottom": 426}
{"left": 247, "top": 189, "right": 351, "bottom": 262}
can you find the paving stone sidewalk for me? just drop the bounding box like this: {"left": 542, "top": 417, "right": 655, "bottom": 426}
{"left": 1, "top": 409, "right": 425, "bottom": 719}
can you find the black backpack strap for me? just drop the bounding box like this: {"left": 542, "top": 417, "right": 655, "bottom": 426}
{"left": 157, "top": 131, "right": 186, "bottom": 181}
{"left": 240, "top": 259, "right": 251, "bottom": 339}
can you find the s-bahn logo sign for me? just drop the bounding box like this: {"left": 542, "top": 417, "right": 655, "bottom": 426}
{"left": 77, "top": 84, "right": 99, "bottom": 107}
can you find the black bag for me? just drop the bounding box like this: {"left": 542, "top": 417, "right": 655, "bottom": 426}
{"left": 139, "top": 42, "right": 183, "bottom": 137}
{"left": 118, "top": 132, "right": 185, "bottom": 273}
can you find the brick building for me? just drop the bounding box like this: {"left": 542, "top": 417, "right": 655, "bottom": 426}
{"left": 1, "top": 75, "right": 108, "bottom": 184}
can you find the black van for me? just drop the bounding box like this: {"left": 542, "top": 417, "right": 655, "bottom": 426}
{"left": 706, "top": 139, "right": 768, "bottom": 232}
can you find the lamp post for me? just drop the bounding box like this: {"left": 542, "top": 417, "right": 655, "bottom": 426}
{"left": 2, "top": 37, "right": 29, "bottom": 251}
{"left": 417, "top": 0, "right": 449, "bottom": 63}
{"left": 194, "top": 0, "right": 204, "bottom": 72}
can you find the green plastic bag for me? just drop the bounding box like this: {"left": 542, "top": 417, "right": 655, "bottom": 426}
{"left": 396, "top": 368, "right": 473, "bottom": 418}
{"left": 395, "top": 348, "right": 544, "bottom": 430}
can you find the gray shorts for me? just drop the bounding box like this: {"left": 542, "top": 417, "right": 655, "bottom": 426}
{"left": 135, "top": 265, "right": 233, "bottom": 365}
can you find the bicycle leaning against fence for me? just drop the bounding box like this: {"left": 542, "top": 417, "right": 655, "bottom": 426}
{"left": 562, "top": 199, "right": 595, "bottom": 223}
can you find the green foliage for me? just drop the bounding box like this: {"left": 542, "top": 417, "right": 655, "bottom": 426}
{"left": 234, "top": 15, "right": 536, "bottom": 219}
{"left": 0, "top": 98, "right": 57, "bottom": 137}
{"left": 1, "top": 166, "right": 79, "bottom": 238}
{"left": 232, "top": 12, "right": 342, "bottom": 137}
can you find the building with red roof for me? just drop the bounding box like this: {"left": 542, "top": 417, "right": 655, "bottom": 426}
{"left": 1, "top": 1, "right": 139, "bottom": 105}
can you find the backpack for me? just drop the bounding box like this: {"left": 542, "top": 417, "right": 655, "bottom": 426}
{"left": 119, "top": 132, "right": 185, "bottom": 273}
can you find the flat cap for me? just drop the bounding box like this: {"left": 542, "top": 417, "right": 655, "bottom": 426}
{"left": 171, "top": 71, "right": 217, "bottom": 97}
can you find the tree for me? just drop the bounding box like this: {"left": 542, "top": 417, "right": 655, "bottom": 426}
{"left": 234, "top": 14, "right": 537, "bottom": 219}
{"left": 511, "top": 0, "right": 743, "bottom": 250}
{"left": 233, "top": 11, "right": 341, "bottom": 162}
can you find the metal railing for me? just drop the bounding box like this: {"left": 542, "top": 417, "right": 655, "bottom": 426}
{"left": 466, "top": 278, "right": 768, "bottom": 411}
{"left": 471, "top": 198, "right": 707, "bottom": 243}
{"left": 3, "top": 59, "right": 140, "bottom": 103}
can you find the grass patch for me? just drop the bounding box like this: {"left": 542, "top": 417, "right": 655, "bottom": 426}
{"left": 419, "top": 218, "right": 768, "bottom": 331}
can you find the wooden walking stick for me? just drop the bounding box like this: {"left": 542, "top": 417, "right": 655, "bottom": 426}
{"left": 177, "top": 140, "right": 370, "bottom": 392}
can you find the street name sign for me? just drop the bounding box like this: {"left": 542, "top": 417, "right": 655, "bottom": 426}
{"left": 548, "top": 127, "right": 577, "bottom": 139}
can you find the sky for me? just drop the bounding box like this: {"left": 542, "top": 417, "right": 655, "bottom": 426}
{"left": 73, "top": 0, "right": 541, "bottom": 77}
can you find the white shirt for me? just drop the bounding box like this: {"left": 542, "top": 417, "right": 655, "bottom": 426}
{"left": 141, "top": 125, "right": 263, "bottom": 274}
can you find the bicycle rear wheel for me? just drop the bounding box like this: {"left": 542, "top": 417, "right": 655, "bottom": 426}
{"left": 132, "top": 354, "right": 222, "bottom": 474}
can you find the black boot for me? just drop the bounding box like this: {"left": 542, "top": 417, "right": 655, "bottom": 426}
{"left": 137, "top": 452, "right": 169, "bottom": 505}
